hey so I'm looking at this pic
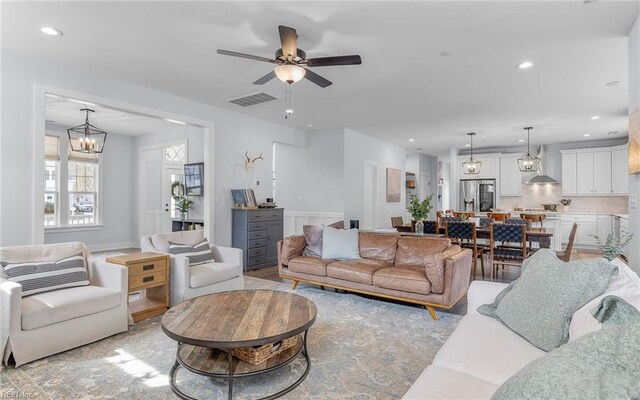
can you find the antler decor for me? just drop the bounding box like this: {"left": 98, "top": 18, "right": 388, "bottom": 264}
{"left": 245, "top": 152, "right": 263, "bottom": 171}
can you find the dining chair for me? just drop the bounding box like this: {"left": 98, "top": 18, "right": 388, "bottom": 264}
{"left": 479, "top": 217, "right": 495, "bottom": 228}
{"left": 487, "top": 212, "right": 511, "bottom": 221}
{"left": 391, "top": 216, "right": 404, "bottom": 228}
{"left": 504, "top": 217, "right": 531, "bottom": 228}
{"left": 520, "top": 213, "right": 546, "bottom": 228}
{"left": 489, "top": 223, "right": 528, "bottom": 279}
{"left": 445, "top": 221, "right": 484, "bottom": 279}
{"left": 423, "top": 220, "right": 439, "bottom": 234}
{"left": 453, "top": 211, "right": 476, "bottom": 218}
{"left": 556, "top": 223, "right": 578, "bottom": 262}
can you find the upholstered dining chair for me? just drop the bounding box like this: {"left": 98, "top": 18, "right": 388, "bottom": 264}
{"left": 556, "top": 223, "right": 578, "bottom": 262}
{"left": 445, "top": 221, "right": 484, "bottom": 279}
{"left": 489, "top": 223, "right": 528, "bottom": 279}
{"left": 504, "top": 217, "right": 531, "bottom": 228}
{"left": 478, "top": 217, "right": 495, "bottom": 228}
{"left": 487, "top": 212, "right": 511, "bottom": 221}
{"left": 423, "top": 220, "right": 439, "bottom": 234}
{"left": 391, "top": 216, "right": 404, "bottom": 228}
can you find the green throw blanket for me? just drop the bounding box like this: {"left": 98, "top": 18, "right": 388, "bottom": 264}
{"left": 492, "top": 295, "right": 640, "bottom": 400}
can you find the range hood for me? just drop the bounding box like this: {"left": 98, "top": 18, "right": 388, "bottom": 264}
{"left": 525, "top": 146, "right": 559, "bottom": 185}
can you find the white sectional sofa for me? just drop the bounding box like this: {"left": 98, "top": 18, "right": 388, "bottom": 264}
{"left": 403, "top": 258, "right": 640, "bottom": 399}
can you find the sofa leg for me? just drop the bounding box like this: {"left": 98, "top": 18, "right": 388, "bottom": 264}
{"left": 290, "top": 280, "right": 299, "bottom": 290}
{"left": 425, "top": 306, "right": 438, "bottom": 320}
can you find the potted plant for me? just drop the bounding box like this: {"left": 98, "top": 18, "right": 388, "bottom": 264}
{"left": 175, "top": 197, "right": 192, "bottom": 221}
{"left": 407, "top": 193, "right": 433, "bottom": 234}
{"left": 560, "top": 198, "right": 571, "bottom": 212}
{"left": 591, "top": 232, "right": 634, "bottom": 261}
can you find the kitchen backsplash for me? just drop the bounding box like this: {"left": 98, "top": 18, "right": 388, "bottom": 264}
{"left": 500, "top": 184, "right": 629, "bottom": 213}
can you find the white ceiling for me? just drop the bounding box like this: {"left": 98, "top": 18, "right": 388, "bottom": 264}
{"left": 4, "top": 1, "right": 639, "bottom": 153}
{"left": 45, "top": 95, "right": 185, "bottom": 136}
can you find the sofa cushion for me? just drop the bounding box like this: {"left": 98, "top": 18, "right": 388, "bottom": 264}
{"left": 322, "top": 227, "right": 360, "bottom": 260}
{"left": 302, "top": 225, "right": 323, "bottom": 257}
{"left": 327, "top": 259, "right": 391, "bottom": 285}
{"left": 151, "top": 230, "right": 204, "bottom": 253}
{"left": 280, "top": 235, "right": 307, "bottom": 266}
{"left": 478, "top": 250, "right": 618, "bottom": 351}
{"left": 424, "top": 245, "right": 462, "bottom": 294}
{"left": 395, "top": 237, "right": 451, "bottom": 266}
{"left": 359, "top": 232, "right": 399, "bottom": 263}
{"left": 569, "top": 257, "right": 640, "bottom": 342}
{"left": 288, "top": 256, "right": 335, "bottom": 277}
{"left": 402, "top": 365, "right": 499, "bottom": 400}
{"left": 1, "top": 253, "right": 90, "bottom": 297}
{"left": 21, "top": 285, "right": 121, "bottom": 331}
{"left": 0, "top": 242, "right": 90, "bottom": 267}
{"left": 431, "top": 314, "right": 546, "bottom": 385}
{"left": 189, "top": 262, "right": 241, "bottom": 288}
{"left": 169, "top": 238, "right": 215, "bottom": 266}
{"left": 373, "top": 265, "right": 431, "bottom": 295}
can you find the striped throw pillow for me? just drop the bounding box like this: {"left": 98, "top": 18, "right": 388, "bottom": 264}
{"left": 0, "top": 253, "right": 90, "bottom": 297}
{"left": 169, "top": 239, "right": 215, "bottom": 266}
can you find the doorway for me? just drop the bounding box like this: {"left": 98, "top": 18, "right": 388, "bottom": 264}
{"left": 363, "top": 161, "right": 378, "bottom": 230}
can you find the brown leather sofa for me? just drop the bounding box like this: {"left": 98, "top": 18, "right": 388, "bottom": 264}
{"left": 277, "top": 232, "right": 473, "bottom": 320}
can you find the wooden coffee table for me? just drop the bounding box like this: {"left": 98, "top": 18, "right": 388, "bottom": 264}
{"left": 161, "top": 290, "right": 317, "bottom": 400}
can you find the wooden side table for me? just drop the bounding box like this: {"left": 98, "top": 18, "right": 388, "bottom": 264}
{"left": 106, "top": 252, "right": 170, "bottom": 322}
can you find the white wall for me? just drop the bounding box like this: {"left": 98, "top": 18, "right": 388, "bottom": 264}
{"left": 0, "top": 50, "right": 304, "bottom": 248}
{"left": 343, "top": 128, "right": 406, "bottom": 228}
{"left": 43, "top": 125, "right": 137, "bottom": 248}
{"left": 628, "top": 14, "right": 640, "bottom": 273}
{"left": 275, "top": 129, "right": 344, "bottom": 212}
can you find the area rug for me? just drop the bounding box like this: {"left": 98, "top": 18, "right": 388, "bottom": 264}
{"left": 1, "top": 277, "right": 462, "bottom": 399}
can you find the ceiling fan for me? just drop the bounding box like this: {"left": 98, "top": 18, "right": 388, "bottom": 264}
{"left": 217, "top": 25, "right": 362, "bottom": 88}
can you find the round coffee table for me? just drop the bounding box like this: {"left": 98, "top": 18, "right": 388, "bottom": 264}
{"left": 161, "top": 290, "right": 317, "bottom": 400}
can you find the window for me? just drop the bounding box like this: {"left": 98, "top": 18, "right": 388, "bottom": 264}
{"left": 165, "top": 143, "right": 186, "bottom": 163}
{"left": 68, "top": 161, "right": 97, "bottom": 225}
{"left": 44, "top": 136, "right": 60, "bottom": 227}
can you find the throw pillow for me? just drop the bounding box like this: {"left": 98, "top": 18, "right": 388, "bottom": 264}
{"left": 0, "top": 252, "right": 89, "bottom": 297}
{"left": 478, "top": 249, "right": 617, "bottom": 351}
{"left": 302, "top": 225, "right": 323, "bottom": 257}
{"left": 491, "top": 296, "right": 640, "bottom": 400}
{"left": 328, "top": 220, "right": 345, "bottom": 229}
{"left": 169, "top": 238, "right": 215, "bottom": 266}
{"left": 322, "top": 227, "right": 360, "bottom": 260}
{"left": 424, "top": 245, "right": 461, "bottom": 294}
{"left": 280, "top": 235, "right": 307, "bottom": 266}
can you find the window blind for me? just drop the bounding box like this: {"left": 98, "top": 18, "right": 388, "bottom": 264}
{"left": 44, "top": 135, "right": 60, "bottom": 161}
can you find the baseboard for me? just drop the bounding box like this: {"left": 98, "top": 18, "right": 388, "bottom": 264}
{"left": 87, "top": 241, "right": 139, "bottom": 252}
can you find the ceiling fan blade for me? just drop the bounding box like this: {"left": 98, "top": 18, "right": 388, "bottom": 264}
{"left": 278, "top": 25, "right": 298, "bottom": 59}
{"left": 217, "top": 49, "right": 275, "bottom": 64}
{"left": 304, "top": 69, "right": 332, "bottom": 88}
{"left": 253, "top": 71, "right": 277, "bottom": 85}
{"left": 304, "top": 55, "right": 362, "bottom": 67}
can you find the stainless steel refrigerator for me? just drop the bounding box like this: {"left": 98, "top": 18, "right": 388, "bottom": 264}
{"left": 459, "top": 179, "right": 496, "bottom": 212}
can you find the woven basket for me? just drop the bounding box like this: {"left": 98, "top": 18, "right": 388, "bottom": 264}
{"left": 230, "top": 335, "right": 299, "bottom": 365}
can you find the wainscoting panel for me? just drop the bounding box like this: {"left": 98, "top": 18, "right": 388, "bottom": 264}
{"left": 283, "top": 211, "right": 344, "bottom": 237}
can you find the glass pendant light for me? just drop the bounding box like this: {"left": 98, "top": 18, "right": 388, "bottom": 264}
{"left": 462, "top": 132, "right": 482, "bottom": 175}
{"left": 517, "top": 126, "right": 540, "bottom": 172}
{"left": 67, "top": 108, "right": 107, "bottom": 154}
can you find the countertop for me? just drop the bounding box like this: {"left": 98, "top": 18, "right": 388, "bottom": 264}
{"left": 474, "top": 211, "right": 629, "bottom": 219}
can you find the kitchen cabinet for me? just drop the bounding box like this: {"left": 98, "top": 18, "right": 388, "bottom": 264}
{"left": 457, "top": 154, "right": 498, "bottom": 180}
{"left": 561, "top": 153, "right": 577, "bottom": 195}
{"left": 499, "top": 156, "right": 522, "bottom": 196}
{"left": 561, "top": 214, "right": 598, "bottom": 247}
{"left": 560, "top": 145, "right": 628, "bottom": 195}
{"left": 611, "top": 148, "right": 629, "bottom": 194}
{"left": 596, "top": 215, "right": 612, "bottom": 240}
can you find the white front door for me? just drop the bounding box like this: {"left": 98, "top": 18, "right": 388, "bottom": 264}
{"left": 363, "top": 162, "right": 378, "bottom": 230}
{"left": 162, "top": 166, "right": 185, "bottom": 233}
{"left": 139, "top": 148, "right": 164, "bottom": 238}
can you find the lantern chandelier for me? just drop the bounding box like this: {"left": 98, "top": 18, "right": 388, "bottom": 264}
{"left": 67, "top": 108, "right": 107, "bottom": 154}
{"left": 517, "top": 126, "right": 539, "bottom": 172}
{"left": 462, "top": 132, "right": 482, "bottom": 175}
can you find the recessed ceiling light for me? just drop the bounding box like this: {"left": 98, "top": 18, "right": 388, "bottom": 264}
{"left": 606, "top": 81, "right": 620, "bottom": 87}
{"left": 583, "top": 134, "right": 591, "bottom": 137}
{"left": 591, "top": 116, "right": 600, "bottom": 120}
{"left": 38, "top": 26, "right": 63, "bottom": 36}
{"left": 518, "top": 139, "right": 525, "bottom": 143}
{"left": 409, "top": 138, "right": 415, "bottom": 142}
{"left": 608, "top": 131, "right": 619, "bottom": 136}
{"left": 516, "top": 61, "right": 533, "bottom": 69}
{"left": 165, "top": 118, "right": 187, "bottom": 125}
{"left": 306, "top": 124, "right": 313, "bottom": 128}
{"left": 465, "top": 143, "right": 471, "bottom": 147}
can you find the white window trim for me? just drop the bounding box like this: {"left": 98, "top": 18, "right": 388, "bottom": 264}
{"left": 45, "top": 225, "right": 105, "bottom": 234}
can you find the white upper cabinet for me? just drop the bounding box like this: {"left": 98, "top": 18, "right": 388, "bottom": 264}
{"left": 499, "top": 156, "right": 522, "bottom": 196}
{"left": 560, "top": 145, "right": 628, "bottom": 196}
{"left": 611, "top": 148, "right": 629, "bottom": 194}
{"left": 457, "top": 154, "right": 497, "bottom": 180}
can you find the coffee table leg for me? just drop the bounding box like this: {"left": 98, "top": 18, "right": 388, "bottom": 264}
{"left": 228, "top": 349, "right": 234, "bottom": 400}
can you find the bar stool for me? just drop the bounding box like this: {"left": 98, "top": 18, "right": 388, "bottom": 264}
{"left": 487, "top": 212, "right": 511, "bottom": 222}
{"left": 520, "top": 213, "right": 546, "bottom": 228}
{"left": 453, "top": 211, "right": 476, "bottom": 218}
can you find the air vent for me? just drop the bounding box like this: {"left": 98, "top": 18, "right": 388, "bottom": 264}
{"left": 227, "top": 92, "right": 279, "bottom": 107}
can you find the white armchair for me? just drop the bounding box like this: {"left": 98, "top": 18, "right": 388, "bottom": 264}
{"left": 140, "top": 230, "right": 243, "bottom": 306}
{"left": 0, "top": 242, "right": 128, "bottom": 366}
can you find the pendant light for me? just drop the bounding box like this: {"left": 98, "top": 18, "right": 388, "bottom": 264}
{"left": 517, "top": 126, "right": 539, "bottom": 172}
{"left": 67, "top": 108, "right": 107, "bottom": 154}
{"left": 462, "top": 132, "right": 482, "bottom": 175}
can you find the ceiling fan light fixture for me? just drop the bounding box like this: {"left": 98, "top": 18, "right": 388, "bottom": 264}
{"left": 274, "top": 65, "right": 306, "bottom": 83}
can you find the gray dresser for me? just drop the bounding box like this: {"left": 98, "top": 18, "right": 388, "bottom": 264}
{"left": 232, "top": 208, "right": 284, "bottom": 271}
